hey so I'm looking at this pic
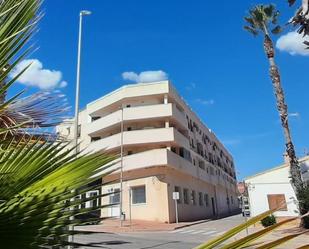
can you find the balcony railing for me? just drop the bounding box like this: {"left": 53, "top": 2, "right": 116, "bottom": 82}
{"left": 85, "top": 127, "right": 189, "bottom": 153}
{"left": 87, "top": 103, "right": 186, "bottom": 136}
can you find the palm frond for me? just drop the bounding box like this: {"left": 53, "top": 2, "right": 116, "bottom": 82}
{"left": 255, "top": 231, "right": 309, "bottom": 249}
{"left": 0, "top": 137, "right": 117, "bottom": 248}
{"left": 194, "top": 209, "right": 279, "bottom": 249}
{"left": 271, "top": 25, "right": 283, "bottom": 34}
{"left": 263, "top": 4, "right": 275, "bottom": 19}
{"left": 244, "top": 5, "right": 282, "bottom": 36}
{"left": 244, "top": 25, "right": 259, "bottom": 36}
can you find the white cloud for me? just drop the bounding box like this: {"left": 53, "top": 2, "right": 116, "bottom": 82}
{"left": 122, "top": 70, "right": 168, "bottom": 83}
{"left": 195, "top": 98, "right": 215, "bottom": 105}
{"left": 10, "top": 59, "right": 67, "bottom": 89}
{"left": 185, "top": 82, "right": 196, "bottom": 91}
{"left": 276, "top": 32, "right": 309, "bottom": 56}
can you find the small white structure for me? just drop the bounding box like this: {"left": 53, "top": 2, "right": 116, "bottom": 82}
{"left": 245, "top": 156, "right": 309, "bottom": 217}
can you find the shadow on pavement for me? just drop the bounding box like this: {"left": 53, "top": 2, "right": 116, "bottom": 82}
{"left": 140, "top": 241, "right": 181, "bottom": 249}
{"left": 74, "top": 240, "right": 131, "bottom": 248}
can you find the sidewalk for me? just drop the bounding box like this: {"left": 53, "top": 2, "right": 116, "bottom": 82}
{"left": 76, "top": 218, "right": 210, "bottom": 233}
{"left": 231, "top": 221, "right": 309, "bottom": 248}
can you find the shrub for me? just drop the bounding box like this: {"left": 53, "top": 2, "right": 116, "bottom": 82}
{"left": 261, "top": 215, "right": 276, "bottom": 227}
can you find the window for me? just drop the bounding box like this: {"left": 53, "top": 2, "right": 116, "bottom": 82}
{"left": 171, "top": 147, "right": 177, "bottom": 153}
{"left": 199, "top": 192, "right": 203, "bottom": 206}
{"left": 91, "top": 116, "right": 100, "bottom": 122}
{"left": 179, "top": 147, "right": 184, "bottom": 157}
{"left": 191, "top": 190, "right": 196, "bottom": 205}
{"left": 210, "top": 167, "right": 215, "bottom": 175}
{"left": 109, "top": 188, "right": 120, "bottom": 204}
{"left": 198, "top": 160, "right": 205, "bottom": 170}
{"left": 204, "top": 194, "right": 209, "bottom": 207}
{"left": 174, "top": 186, "right": 182, "bottom": 204}
{"left": 231, "top": 195, "right": 234, "bottom": 204}
{"left": 89, "top": 191, "right": 99, "bottom": 208}
{"left": 132, "top": 186, "right": 146, "bottom": 204}
{"left": 91, "top": 137, "right": 100, "bottom": 142}
{"left": 183, "top": 188, "right": 189, "bottom": 204}
{"left": 267, "top": 194, "right": 287, "bottom": 211}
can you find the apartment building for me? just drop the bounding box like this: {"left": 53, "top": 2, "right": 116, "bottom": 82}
{"left": 57, "top": 81, "right": 239, "bottom": 223}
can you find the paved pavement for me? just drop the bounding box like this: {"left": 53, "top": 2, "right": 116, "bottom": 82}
{"left": 74, "top": 214, "right": 245, "bottom": 249}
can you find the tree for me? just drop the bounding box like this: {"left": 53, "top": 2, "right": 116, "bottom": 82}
{"left": 0, "top": 0, "right": 116, "bottom": 247}
{"left": 288, "top": 0, "right": 309, "bottom": 47}
{"left": 244, "top": 4, "right": 308, "bottom": 227}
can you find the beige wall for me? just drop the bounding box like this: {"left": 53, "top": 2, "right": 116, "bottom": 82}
{"left": 101, "top": 174, "right": 170, "bottom": 222}
{"left": 101, "top": 166, "right": 239, "bottom": 223}
{"left": 165, "top": 168, "right": 239, "bottom": 222}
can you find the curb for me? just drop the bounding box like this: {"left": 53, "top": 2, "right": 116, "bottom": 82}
{"left": 174, "top": 219, "right": 211, "bottom": 230}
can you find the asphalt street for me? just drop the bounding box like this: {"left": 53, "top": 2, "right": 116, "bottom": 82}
{"left": 74, "top": 214, "right": 244, "bottom": 249}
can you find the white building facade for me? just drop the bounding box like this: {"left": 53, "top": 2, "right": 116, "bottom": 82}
{"left": 245, "top": 156, "right": 309, "bottom": 218}
{"left": 57, "top": 81, "right": 239, "bottom": 222}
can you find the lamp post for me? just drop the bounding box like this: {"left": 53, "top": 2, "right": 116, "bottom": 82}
{"left": 73, "top": 10, "right": 92, "bottom": 155}
{"left": 69, "top": 10, "right": 91, "bottom": 249}
{"left": 120, "top": 106, "right": 124, "bottom": 226}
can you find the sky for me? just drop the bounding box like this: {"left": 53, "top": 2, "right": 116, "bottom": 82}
{"left": 9, "top": 0, "right": 309, "bottom": 180}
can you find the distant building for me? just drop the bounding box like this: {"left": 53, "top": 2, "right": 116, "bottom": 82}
{"left": 245, "top": 156, "right": 309, "bottom": 218}
{"left": 57, "top": 81, "right": 239, "bottom": 222}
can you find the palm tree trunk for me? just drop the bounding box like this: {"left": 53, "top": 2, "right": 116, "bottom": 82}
{"left": 262, "top": 32, "right": 304, "bottom": 194}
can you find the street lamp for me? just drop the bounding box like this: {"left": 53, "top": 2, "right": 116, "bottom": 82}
{"left": 73, "top": 10, "right": 92, "bottom": 155}
{"left": 69, "top": 10, "right": 91, "bottom": 249}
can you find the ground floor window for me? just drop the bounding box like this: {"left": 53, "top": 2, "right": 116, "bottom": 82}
{"left": 199, "top": 192, "right": 203, "bottom": 206}
{"left": 183, "top": 188, "right": 189, "bottom": 204}
{"left": 191, "top": 190, "right": 196, "bottom": 205}
{"left": 109, "top": 188, "right": 120, "bottom": 204}
{"left": 132, "top": 185, "right": 146, "bottom": 204}
{"left": 204, "top": 193, "right": 209, "bottom": 207}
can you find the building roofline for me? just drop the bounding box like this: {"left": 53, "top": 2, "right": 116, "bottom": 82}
{"left": 244, "top": 155, "right": 309, "bottom": 181}
{"left": 87, "top": 80, "right": 170, "bottom": 107}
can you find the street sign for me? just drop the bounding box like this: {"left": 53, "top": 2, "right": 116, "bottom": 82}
{"left": 173, "top": 192, "right": 179, "bottom": 200}
{"left": 172, "top": 192, "right": 180, "bottom": 224}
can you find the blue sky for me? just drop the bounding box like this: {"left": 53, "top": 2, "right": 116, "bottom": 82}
{"left": 10, "top": 0, "right": 309, "bottom": 180}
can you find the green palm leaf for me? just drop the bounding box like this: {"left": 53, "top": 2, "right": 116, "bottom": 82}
{"left": 255, "top": 231, "right": 309, "bottom": 249}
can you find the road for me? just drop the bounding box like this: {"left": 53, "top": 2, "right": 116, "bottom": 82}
{"left": 74, "top": 214, "right": 245, "bottom": 249}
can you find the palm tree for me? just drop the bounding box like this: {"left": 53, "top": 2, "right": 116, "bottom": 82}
{"left": 244, "top": 4, "right": 306, "bottom": 223}
{"left": 0, "top": 0, "right": 116, "bottom": 247}
{"left": 288, "top": 0, "right": 309, "bottom": 41}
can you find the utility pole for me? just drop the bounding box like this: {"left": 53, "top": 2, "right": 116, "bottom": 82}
{"left": 73, "top": 10, "right": 91, "bottom": 155}
{"left": 120, "top": 107, "right": 124, "bottom": 226}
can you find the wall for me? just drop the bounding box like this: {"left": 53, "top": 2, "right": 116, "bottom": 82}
{"left": 101, "top": 175, "right": 170, "bottom": 222}
{"left": 245, "top": 166, "right": 299, "bottom": 217}
{"left": 165, "top": 168, "right": 239, "bottom": 222}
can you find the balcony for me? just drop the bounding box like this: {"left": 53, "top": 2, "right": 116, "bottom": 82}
{"left": 87, "top": 104, "right": 186, "bottom": 136}
{"left": 97, "top": 148, "right": 201, "bottom": 179}
{"left": 85, "top": 127, "right": 189, "bottom": 153}
{"left": 93, "top": 147, "right": 235, "bottom": 191}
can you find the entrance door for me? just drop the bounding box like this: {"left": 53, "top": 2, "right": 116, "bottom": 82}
{"left": 108, "top": 188, "right": 120, "bottom": 217}
{"left": 211, "top": 197, "right": 216, "bottom": 216}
